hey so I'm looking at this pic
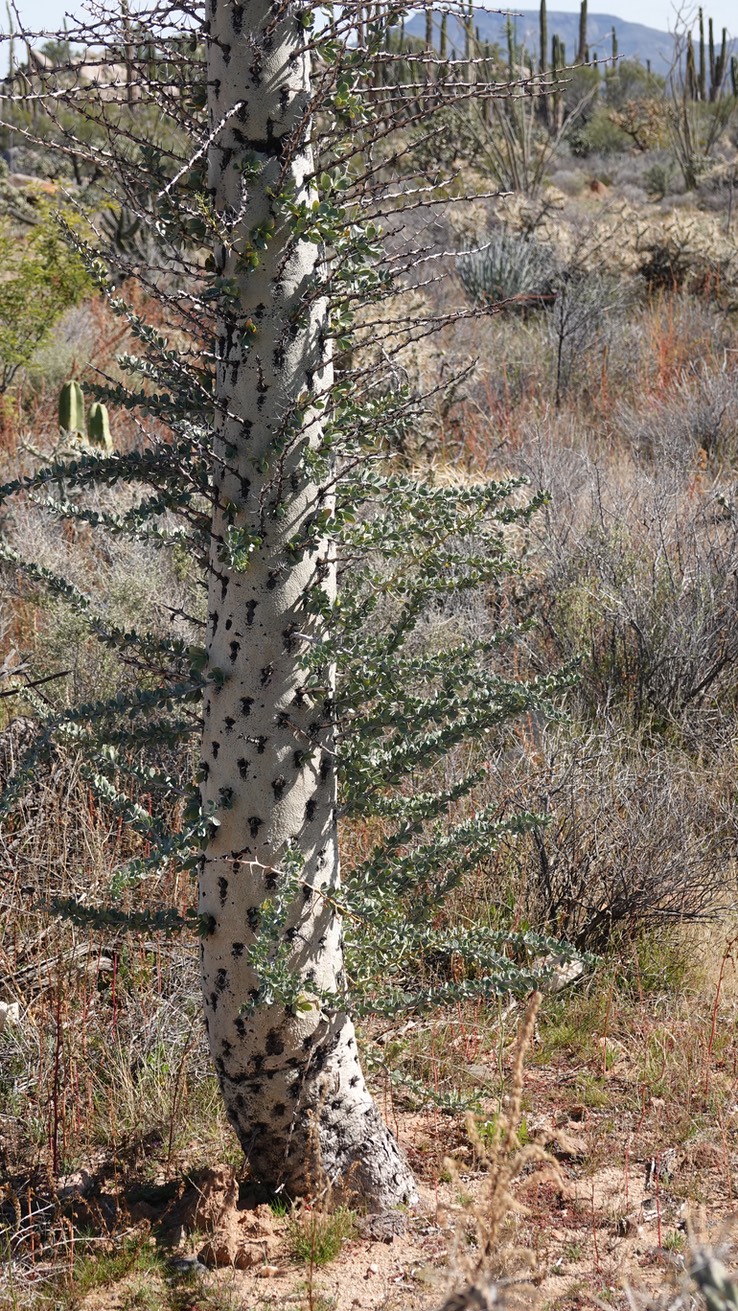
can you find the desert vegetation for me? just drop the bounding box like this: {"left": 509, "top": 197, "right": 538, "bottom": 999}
{"left": 2, "top": 3, "right": 738, "bottom": 1309}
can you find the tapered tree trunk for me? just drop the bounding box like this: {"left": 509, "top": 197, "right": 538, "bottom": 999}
{"left": 200, "top": 0, "right": 417, "bottom": 1210}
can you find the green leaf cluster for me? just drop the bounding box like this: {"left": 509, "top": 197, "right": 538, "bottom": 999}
{"left": 0, "top": 206, "right": 92, "bottom": 392}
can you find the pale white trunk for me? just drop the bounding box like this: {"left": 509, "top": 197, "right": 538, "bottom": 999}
{"left": 200, "top": 0, "right": 417, "bottom": 1208}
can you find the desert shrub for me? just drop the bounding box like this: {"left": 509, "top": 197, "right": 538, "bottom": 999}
{"left": 644, "top": 157, "right": 678, "bottom": 199}
{"left": 636, "top": 210, "right": 738, "bottom": 296}
{"left": 0, "top": 207, "right": 92, "bottom": 393}
{"left": 696, "top": 160, "right": 738, "bottom": 213}
{"left": 568, "top": 104, "right": 631, "bottom": 156}
{"left": 421, "top": 82, "right": 593, "bottom": 198}
{"left": 603, "top": 59, "right": 665, "bottom": 110}
{"left": 518, "top": 439, "right": 738, "bottom": 736}
{"left": 617, "top": 364, "right": 738, "bottom": 467}
{"left": 23, "top": 303, "right": 102, "bottom": 395}
{"left": 492, "top": 728, "right": 734, "bottom": 951}
{"left": 546, "top": 268, "right": 628, "bottom": 405}
{"left": 1, "top": 507, "right": 201, "bottom": 709}
{"left": 667, "top": 94, "right": 738, "bottom": 191}
{"left": 608, "top": 98, "right": 668, "bottom": 152}
{"left": 456, "top": 229, "right": 557, "bottom": 313}
{"left": 0, "top": 746, "right": 216, "bottom": 1176}
{"left": 560, "top": 65, "right": 601, "bottom": 120}
{"left": 547, "top": 168, "right": 586, "bottom": 197}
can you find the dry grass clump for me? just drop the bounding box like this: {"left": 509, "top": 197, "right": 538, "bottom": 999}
{"left": 484, "top": 727, "right": 734, "bottom": 951}
{"left": 520, "top": 449, "right": 738, "bottom": 727}
{"left": 616, "top": 364, "right": 738, "bottom": 467}
{"left": 436, "top": 993, "right": 548, "bottom": 1308}
{"left": 0, "top": 739, "right": 226, "bottom": 1188}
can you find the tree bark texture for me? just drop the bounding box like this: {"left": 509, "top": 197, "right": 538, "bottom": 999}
{"left": 201, "top": 0, "right": 417, "bottom": 1209}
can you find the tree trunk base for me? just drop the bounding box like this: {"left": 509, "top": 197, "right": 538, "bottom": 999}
{"left": 215, "top": 1008, "right": 418, "bottom": 1212}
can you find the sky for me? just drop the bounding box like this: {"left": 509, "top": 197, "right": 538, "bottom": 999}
{"left": 4, "top": 0, "right": 735, "bottom": 45}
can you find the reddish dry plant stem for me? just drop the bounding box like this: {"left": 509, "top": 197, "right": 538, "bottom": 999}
{"left": 718, "top": 1103, "right": 733, "bottom": 1200}
{"left": 111, "top": 951, "right": 118, "bottom": 1036}
{"left": 26, "top": 1187, "right": 35, "bottom": 1259}
{"left": 601, "top": 973, "right": 615, "bottom": 1077}
{"left": 591, "top": 1180, "right": 600, "bottom": 1270}
{"left": 51, "top": 985, "right": 64, "bottom": 1177}
{"left": 705, "top": 935, "right": 737, "bottom": 1094}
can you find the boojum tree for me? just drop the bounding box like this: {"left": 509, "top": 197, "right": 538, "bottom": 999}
{"left": 198, "top": 0, "right": 417, "bottom": 1205}
{"left": 0, "top": 0, "right": 579, "bottom": 1211}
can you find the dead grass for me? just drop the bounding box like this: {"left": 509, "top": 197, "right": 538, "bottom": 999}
{"left": 5, "top": 935, "right": 738, "bottom": 1310}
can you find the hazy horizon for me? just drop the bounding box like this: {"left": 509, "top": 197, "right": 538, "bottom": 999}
{"left": 2, "top": 0, "right": 733, "bottom": 48}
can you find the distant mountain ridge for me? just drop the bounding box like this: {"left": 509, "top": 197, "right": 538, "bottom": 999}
{"left": 406, "top": 10, "right": 681, "bottom": 73}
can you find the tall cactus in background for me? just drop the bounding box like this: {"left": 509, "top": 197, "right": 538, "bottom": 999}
{"left": 506, "top": 16, "right": 515, "bottom": 78}
{"left": 731, "top": 53, "right": 738, "bottom": 96}
{"left": 465, "top": 0, "right": 474, "bottom": 81}
{"left": 121, "top": 0, "right": 135, "bottom": 108}
{"left": 425, "top": 5, "right": 434, "bottom": 106}
{"left": 539, "top": 0, "right": 549, "bottom": 127}
{"left": 709, "top": 19, "right": 728, "bottom": 100}
{"left": 5, "top": 2, "right": 15, "bottom": 84}
{"left": 505, "top": 17, "right": 517, "bottom": 124}
{"left": 687, "top": 31, "right": 699, "bottom": 100}
{"left": 577, "top": 0, "right": 588, "bottom": 64}
{"left": 698, "top": 8, "right": 706, "bottom": 100}
{"left": 709, "top": 16, "right": 715, "bottom": 95}
{"left": 552, "top": 33, "right": 565, "bottom": 130}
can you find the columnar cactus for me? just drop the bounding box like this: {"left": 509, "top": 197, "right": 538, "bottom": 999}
{"left": 577, "top": 0, "right": 588, "bottom": 64}
{"left": 59, "top": 382, "right": 113, "bottom": 450}
{"left": 87, "top": 401, "right": 113, "bottom": 452}
{"left": 699, "top": 7, "right": 706, "bottom": 100}
{"left": 709, "top": 20, "right": 728, "bottom": 101}
{"left": 58, "top": 380, "right": 86, "bottom": 437}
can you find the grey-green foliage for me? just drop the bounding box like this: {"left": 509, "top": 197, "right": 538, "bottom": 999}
{"left": 457, "top": 229, "right": 557, "bottom": 313}
{"left": 0, "top": 7, "right": 583, "bottom": 1028}
{"left": 295, "top": 441, "right": 582, "bottom": 1004}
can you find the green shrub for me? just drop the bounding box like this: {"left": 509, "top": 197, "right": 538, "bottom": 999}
{"left": 644, "top": 157, "right": 678, "bottom": 198}
{"left": 288, "top": 1207, "right": 357, "bottom": 1265}
{"left": 0, "top": 206, "right": 91, "bottom": 392}
{"left": 603, "top": 58, "right": 665, "bottom": 110}
{"left": 568, "top": 104, "right": 631, "bottom": 156}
